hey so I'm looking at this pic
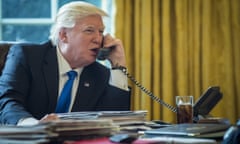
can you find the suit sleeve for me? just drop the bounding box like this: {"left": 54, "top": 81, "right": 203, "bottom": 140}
{"left": 0, "top": 44, "right": 33, "bottom": 125}
{"left": 96, "top": 84, "right": 131, "bottom": 111}
{"left": 94, "top": 63, "right": 131, "bottom": 111}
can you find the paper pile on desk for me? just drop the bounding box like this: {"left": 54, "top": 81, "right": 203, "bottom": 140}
{"left": 0, "top": 123, "right": 56, "bottom": 144}
{"left": 58, "top": 110, "right": 149, "bottom": 133}
{"left": 50, "top": 119, "right": 118, "bottom": 141}
{"left": 58, "top": 110, "right": 148, "bottom": 132}
{"left": 0, "top": 119, "right": 117, "bottom": 143}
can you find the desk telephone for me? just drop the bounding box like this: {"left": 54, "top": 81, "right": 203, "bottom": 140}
{"left": 97, "top": 45, "right": 223, "bottom": 121}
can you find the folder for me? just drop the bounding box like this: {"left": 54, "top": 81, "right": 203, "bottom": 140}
{"left": 144, "top": 123, "right": 230, "bottom": 138}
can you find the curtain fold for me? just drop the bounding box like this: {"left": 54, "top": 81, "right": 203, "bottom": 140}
{"left": 114, "top": 0, "right": 240, "bottom": 124}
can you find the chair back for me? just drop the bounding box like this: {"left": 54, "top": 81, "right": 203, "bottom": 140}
{"left": 0, "top": 42, "right": 13, "bottom": 75}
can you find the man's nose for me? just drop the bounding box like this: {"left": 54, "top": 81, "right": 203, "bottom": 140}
{"left": 96, "top": 33, "right": 104, "bottom": 45}
{"left": 93, "top": 35, "right": 103, "bottom": 47}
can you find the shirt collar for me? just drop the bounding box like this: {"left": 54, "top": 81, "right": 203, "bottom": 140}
{"left": 56, "top": 46, "right": 83, "bottom": 76}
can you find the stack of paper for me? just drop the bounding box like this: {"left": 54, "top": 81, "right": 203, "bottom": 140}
{"left": 49, "top": 119, "right": 118, "bottom": 141}
{"left": 144, "top": 123, "right": 230, "bottom": 139}
{"left": 0, "top": 124, "right": 57, "bottom": 144}
{"left": 57, "top": 110, "right": 149, "bottom": 133}
{"left": 0, "top": 118, "right": 118, "bottom": 143}
{"left": 0, "top": 111, "right": 149, "bottom": 143}
{"left": 99, "top": 111, "right": 149, "bottom": 133}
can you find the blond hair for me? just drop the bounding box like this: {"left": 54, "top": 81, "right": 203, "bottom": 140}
{"left": 49, "top": 1, "right": 108, "bottom": 45}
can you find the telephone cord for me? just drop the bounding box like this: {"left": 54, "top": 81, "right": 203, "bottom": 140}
{"left": 120, "top": 68, "right": 177, "bottom": 113}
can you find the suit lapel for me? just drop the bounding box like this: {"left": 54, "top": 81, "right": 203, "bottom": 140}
{"left": 42, "top": 42, "right": 59, "bottom": 111}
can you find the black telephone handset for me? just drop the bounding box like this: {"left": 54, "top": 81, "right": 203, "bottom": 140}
{"left": 97, "top": 37, "right": 114, "bottom": 60}
{"left": 97, "top": 47, "right": 113, "bottom": 60}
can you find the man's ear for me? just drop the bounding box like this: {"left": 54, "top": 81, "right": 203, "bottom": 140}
{"left": 59, "top": 28, "right": 68, "bottom": 43}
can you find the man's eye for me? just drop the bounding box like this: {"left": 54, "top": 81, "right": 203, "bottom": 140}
{"left": 99, "top": 30, "right": 104, "bottom": 34}
{"left": 85, "top": 29, "right": 94, "bottom": 33}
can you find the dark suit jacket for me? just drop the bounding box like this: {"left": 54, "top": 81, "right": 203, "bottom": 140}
{"left": 0, "top": 41, "right": 131, "bottom": 125}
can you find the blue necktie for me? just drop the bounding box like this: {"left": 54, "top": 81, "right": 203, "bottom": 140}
{"left": 55, "top": 70, "right": 77, "bottom": 113}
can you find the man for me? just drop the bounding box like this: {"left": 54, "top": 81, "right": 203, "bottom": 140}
{"left": 0, "top": 1, "right": 130, "bottom": 125}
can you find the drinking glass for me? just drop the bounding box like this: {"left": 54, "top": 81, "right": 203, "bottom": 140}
{"left": 176, "top": 96, "right": 194, "bottom": 124}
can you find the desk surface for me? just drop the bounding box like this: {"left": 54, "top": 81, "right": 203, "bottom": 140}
{"left": 66, "top": 136, "right": 218, "bottom": 144}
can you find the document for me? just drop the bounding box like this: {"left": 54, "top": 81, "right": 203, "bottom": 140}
{"left": 144, "top": 123, "right": 230, "bottom": 138}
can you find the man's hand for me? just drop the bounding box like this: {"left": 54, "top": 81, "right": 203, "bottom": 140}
{"left": 103, "top": 34, "right": 126, "bottom": 67}
{"left": 39, "top": 113, "right": 59, "bottom": 123}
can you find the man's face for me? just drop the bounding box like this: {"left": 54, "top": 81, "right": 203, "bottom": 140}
{"left": 60, "top": 14, "right": 105, "bottom": 68}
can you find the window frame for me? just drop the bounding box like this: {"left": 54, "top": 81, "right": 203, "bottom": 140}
{"left": 0, "top": 0, "right": 114, "bottom": 41}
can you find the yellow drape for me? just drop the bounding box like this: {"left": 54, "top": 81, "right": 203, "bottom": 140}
{"left": 114, "top": 0, "right": 240, "bottom": 124}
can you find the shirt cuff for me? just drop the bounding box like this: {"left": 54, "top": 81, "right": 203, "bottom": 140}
{"left": 109, "top": 69, "right": 129, "bottom": 91}
{"left": 17, "top": 117, "right": 39, "bottom": 126}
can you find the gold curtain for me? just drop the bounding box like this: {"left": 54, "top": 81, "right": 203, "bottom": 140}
{"left": 114, "top": 0, "right": 240, "bottom": 124}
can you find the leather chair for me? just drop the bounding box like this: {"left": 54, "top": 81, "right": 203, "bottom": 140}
{"left": 0, "top": 42, "right": 13, "bottom": 75}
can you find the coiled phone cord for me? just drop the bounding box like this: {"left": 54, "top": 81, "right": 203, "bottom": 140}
{"left": 120, "top": 67, "right": 177, "bottom": 113}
